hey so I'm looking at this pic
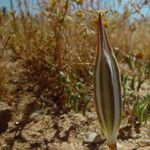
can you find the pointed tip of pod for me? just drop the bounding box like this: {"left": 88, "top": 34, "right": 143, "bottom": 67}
{"left": 98, "top": 14, "right": 103, "bottom": 31}
{"left": 99, "top": 14, "right": 102, "bottom": 24}
{"left": 108, "top": 143, "right": 117, "bottom": 150}
{"left": 98, "top": 14, "right": 104, "bottom": 50}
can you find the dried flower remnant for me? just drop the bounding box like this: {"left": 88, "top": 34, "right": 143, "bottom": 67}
{"left": 103, "top": 19, "right": 110, "bottom": 28}
{"left": 94, "top": 15, "right": 122, "bottom": 150}
{"left": 75, "top": 0, "right": 84, "bottom": 5}
{"left": 49, "top": 0, "right": 56, "bottom": 8}
{"left": 135, "top": 51, "right": 144, "bottom": 60}
{"left": 75, "top": 10, "right": 84, "bottom": 18}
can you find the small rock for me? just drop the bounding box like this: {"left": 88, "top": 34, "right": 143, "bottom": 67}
{"left": 84, "top": 132, "right": 104, "bottom": 143}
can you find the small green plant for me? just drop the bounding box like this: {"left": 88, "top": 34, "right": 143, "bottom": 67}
{"left": 133, "top": 94, "right": 150, "bottom": 123}
{"left": 125, "top": 55, "right": 134, "bottom": 70}
{"left": 128, "top": 76, "right": 145, "bottom": 92}
{"left": 121, "top": 72, "right": 129, "bottom": 97}
{"left": 136, "top": 77, "right": 145, "bottom": 91}
{"left": 58, "top": 71, "right": 91, "bottom": 115}
{"left": 129, "top": 76, "right": 136, "bottom": 91}
{"left": 122, "top": 51, "right": 148, "bottom": 93}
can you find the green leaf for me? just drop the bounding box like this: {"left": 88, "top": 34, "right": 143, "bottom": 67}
{"left": 140, "top": 105, "right": 148, "bottom": 123}
{"left": 66, "top": 87, "right": 72, "bottom": 108}
{"left": 59, "top": 71, "right": 66, "bottom": 84}
{"left": 82, "top": 95, "right": 90, "bottom": 116}
{"left": 130, "top": 76, "right": 136, "bottom": 90}
{"left": 72, "top": 94, "right": 79, "bottom": 113}
{"left": 133, "top": 95, "right": 150, "bottom": 124}
{"left": 125, "top": 55, "right": 134, "bottom": 70}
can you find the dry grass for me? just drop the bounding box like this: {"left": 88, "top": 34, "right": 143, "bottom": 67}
{"left": 0, "top": 0, "right": 149, "bottom": 112}
{"left": 0, "top": 65, "right": 8, "bottom": 99}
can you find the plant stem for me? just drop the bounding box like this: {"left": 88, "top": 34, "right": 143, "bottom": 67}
{"left": 108, "top": 143, "right": 117, "bottom": 150}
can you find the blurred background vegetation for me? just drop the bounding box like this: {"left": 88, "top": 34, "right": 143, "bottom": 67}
{"left": 0, "top": 0, "right": 149, "bottom": 125}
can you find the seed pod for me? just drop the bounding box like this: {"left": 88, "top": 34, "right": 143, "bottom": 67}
{"left": 94, "top": 15, "right": 122, "bottom": 149}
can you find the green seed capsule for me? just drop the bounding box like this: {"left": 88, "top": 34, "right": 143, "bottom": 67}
{"left": 94, "top": 15, "right": 122, "bottom": 149}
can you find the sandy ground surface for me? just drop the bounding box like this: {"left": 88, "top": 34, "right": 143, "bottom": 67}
{"left": 0, "top": 53, "right": 150, "bottom": 150}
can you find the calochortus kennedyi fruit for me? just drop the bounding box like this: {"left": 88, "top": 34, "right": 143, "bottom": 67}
{"left": 94, "top": 15, "right": 122, "bottom": 150}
